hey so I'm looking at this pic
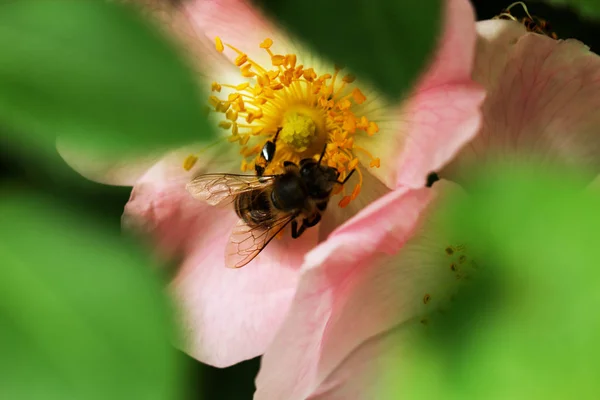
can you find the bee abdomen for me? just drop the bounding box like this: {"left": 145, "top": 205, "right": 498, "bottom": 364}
{"left": 235, "top": 190, "right": 273, "bottom": 227}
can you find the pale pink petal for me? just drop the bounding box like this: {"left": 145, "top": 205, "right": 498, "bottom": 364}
{"left": 124, "top": 144, "right": 318, "bottom": 367}
{"left": 256, "top": 181, "right": 467, "bottom": 399}
{"left": 307, "top": 324, "right": 424, "bottom": 400}
{"left": 317, "top": 168, "right": 391, "bottom": 242}
{"left": 417, "top": 0, "right": 479, "bottom": 91}
{"left": 182, "top": 0, "right": 295, "bottom": 68}
{"left": 355, "top": 0, "right": 485, "bottom": 189}
{"left": 131, "top": 0, "right": 239, "bottom": 82}
{"left": 443, "top": 26, "right": 600, "bottom": 187}
{"left": 391, "top": 84, "right": 485, "bottom": 188}
{"left": 471, "top": 20, "right": 527, "bottom": 89}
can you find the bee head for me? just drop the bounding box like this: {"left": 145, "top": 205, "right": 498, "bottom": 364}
{"left": 299, "top": 158, "right": 339, "bottom": 199}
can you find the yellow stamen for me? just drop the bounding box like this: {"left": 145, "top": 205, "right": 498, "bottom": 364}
{"left": 352, "top": 88, "right": 366, "bottom": 104}
{"left": 208, "top": 37, "right": 382, "bottom": 206}
{"left": 215, "top": 37, "right": 224, "bottom": 53}
{"left": 260, "top": 38, "right": 273, "bottom": 49}
{"left": 183, "top": 155, "right": 198, "bottom": 171}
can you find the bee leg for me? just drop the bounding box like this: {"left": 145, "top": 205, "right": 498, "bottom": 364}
{"left": 292, "top": 214, "right": 321, "bottom": 239}
{"left": 291, "top": 219, "right": 305, "bottom": 239}
{"left": 304, "top": 213, "right": 321, "bottom": 228}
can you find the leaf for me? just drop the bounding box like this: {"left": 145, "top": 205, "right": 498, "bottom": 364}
{"left": 543, "top": 0, "right": 600, "bottom": 19}
{"left": 0, "top": 0, "right": 212, "bottom": 158}
{"left": 383, "top": 165, "right": 600, "bottom": 399}
{"left": 252, "top": 0, "right": 442, "bottom": 100}
{"left": 0, "top": 192, "right": 184, "bottom": 400}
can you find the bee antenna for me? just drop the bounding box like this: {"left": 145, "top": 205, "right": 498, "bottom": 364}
{"left": 274, "top": 126, "right": 282, "bottom": 142}
{"left": 317, "top": 144, "right": 327, "bottom": 165}
{"left": 334, "top": 169, "right": 355, "bottom": 185}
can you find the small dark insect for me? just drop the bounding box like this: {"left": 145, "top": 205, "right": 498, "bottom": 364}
{"left": 187, "top": 130, "right": 354, "bottom": 268}
{"left": 496, "top": 1, "right": 558, "bottom": 39}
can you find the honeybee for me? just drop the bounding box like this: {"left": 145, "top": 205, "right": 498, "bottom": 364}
{"left": 187, "top": 129, "right": 354, "bottom": 268}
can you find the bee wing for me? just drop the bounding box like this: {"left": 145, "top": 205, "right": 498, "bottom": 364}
{"left": 225, "top": 215, "right": 295, "bottom": 268}
{"left": 186, "top": 173, "right": 276, "bottom": 206}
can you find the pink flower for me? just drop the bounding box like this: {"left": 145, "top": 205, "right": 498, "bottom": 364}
{"left": 255, "top": 19, "right": 600, "bottom": 399}
{"left": 58, "top": 0, "right": 483, "bottom": 368}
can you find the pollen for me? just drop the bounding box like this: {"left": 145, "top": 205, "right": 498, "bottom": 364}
{"left": 280, "top": 111, "right": 317, "bottom": 152}
{"left": 207, "top": 38, "right": 382, "bottom": 206}
{"left": 183, "top": 155, "right": 198, "bottom": 171}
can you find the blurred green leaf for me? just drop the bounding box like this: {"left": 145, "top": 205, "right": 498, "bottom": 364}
{"left": 0, "top": 0, "right": 212, "bottom": 158}
{"left": 384, "top": 165, "right": 600, "bottom": 399}
{"left": 0, "top": 192, "right": 183, "bottom": 400}
{"left": 252, "top": 0, "right": 442, "bottom": 100}
{"left": 542, "top": 0, "right": 600, "bottom": 19}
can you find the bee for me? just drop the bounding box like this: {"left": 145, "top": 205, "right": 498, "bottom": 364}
{"left": 496, "top": 1, "right": 558, "bottom": 39}
{"left": 186, "top": 129, "right": 354, "bottom": 268}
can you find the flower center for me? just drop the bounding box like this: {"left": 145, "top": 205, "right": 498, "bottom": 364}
{"left": 204, "top": 37, "right": 381, "bottom": 207}
{"left": 280, "top": 110, "right": 317, "bottom": 152}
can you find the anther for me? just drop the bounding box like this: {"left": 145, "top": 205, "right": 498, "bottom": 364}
{"left": 183, "top": 155, "right": 198, "bottom": 171}
{"left": 215, "top": 37, "right": 224, "bottom": 53}
{"left": 423, "top": 294, "right": 431, "bottom": 304}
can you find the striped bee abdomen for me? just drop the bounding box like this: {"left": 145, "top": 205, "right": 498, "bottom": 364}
{"left": 234, "top": 189, "right": 274, "bottom": 227}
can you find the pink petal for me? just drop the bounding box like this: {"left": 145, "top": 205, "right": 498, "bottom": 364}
{"left": 123, "top": 145, "right": 318, "bottom": 367}
{"left": 417, "top": 0, "right": 479, "bottom": 91}
{"left": 256, "top": 181, "right": 466, "bottom": 399}
{"left": 134, "top": 0, "right": 237, "bottom": 81}
{"left": 355, "top": 0, "right": 485, "bottom": 189}
{"left": 444, "top": 24, "right": 600, "bottom": 186}
{"left": 182, "top": 0, "right": 293, "bottom": 68}
{"left": 392, "top": 83, "right": 485, "bottom": 188}
{"left": 471, "top": 20, "right": 527, "bottom": 89}
{"left": 317, "top": 168, "right": 391, "bottom": 242}
{"left": 307, "top": 324, "right": 423, "bottom": 400}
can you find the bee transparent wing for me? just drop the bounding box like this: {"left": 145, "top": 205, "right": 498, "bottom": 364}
{"left": 186, "top": 173, "right": 275, "bottom": 206}
{"left": 225, "top": 215, "right": 295, "bottom": 268}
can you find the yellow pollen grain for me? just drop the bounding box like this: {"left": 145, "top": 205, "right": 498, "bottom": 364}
{"left": 352, "top": 88, "right": 366, "bottom": 104}
{"left": 367, "top": 122, "right": 379, "bottom": 136}
{"left": 369, "top": 158, "right": 380, "bottom": 168}
{"left": 235, "top": 54, "right": 248, "bottom": 66}
{"left": 226, "top": 109, "right": 238, "bottom": 121}
{"left": 271, "top": 55, "right": 286, "bottom": 66}
{"left": 348, "top": 158, "right": 359, "bottom": 170}
{"left": 207, "top": 37, "right": 382, "bottom": 206}
{"left": 338, "top": 196, "right": 352, "bottom": 208}
{"left": 183, "top": 155, "right": 198, "bottom": 171}
{"left": 260, "top": 38, "right": 273, "bottom": 49}
{"left": 215, "top": 37, "right": 224, "bottom": 53}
